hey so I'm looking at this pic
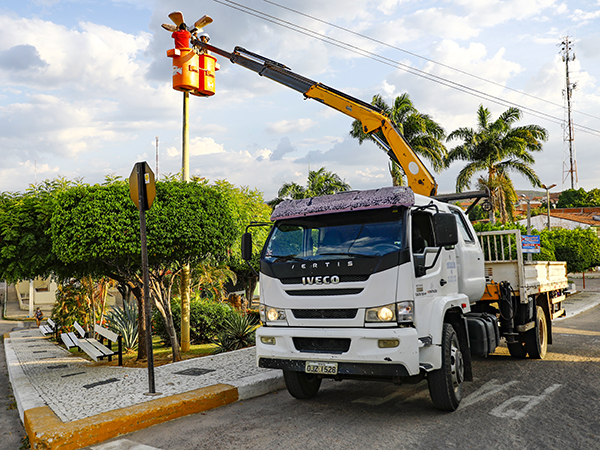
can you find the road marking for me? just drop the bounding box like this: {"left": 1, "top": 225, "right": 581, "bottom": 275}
{"left": 88, "top": 439, "right": 162, "bottom": 450}
{"left": 461, "top": 379, "right": 518, "bottom": 408}
{"left": 489, "top": 384, "right": 562, "bottom": 419}
{"left": 353, "top": 385, "right": 428, "bottom": 406}
{"left": 553, "top": 327, "right": 600, "bottom": 336}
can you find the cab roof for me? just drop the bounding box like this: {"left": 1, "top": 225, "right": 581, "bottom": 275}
{"left": 271, "top": 186, "right": 415, "bottom": 220}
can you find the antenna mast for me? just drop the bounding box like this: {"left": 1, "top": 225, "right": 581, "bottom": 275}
{"left": 560, "top": 36, "right": 578, "bottom": 190}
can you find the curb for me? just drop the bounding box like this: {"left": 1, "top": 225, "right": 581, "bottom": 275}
{"left": 5, "top": 332, "right": 285, "bottom": 450}
{"left": 25, "top": 384, "right": 238, "bottom": 450}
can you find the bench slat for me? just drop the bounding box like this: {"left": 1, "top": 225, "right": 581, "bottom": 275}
{"left": 94, "top": 324, "right": 119, "bottom": 343}
{"left": 73, "top": 321, "right": 86, "bottom": 338}
{"left": 77, "top": 340, "right": 103, "bottom": 361}
{"left": 87, "top": 338, "right": 115, "bottom": 356}
{"left": 60, "top": 333, "right": 77, "bottom": 349}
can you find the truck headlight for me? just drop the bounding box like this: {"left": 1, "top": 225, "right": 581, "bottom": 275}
{"left": 260, "top": 304, "right": 286, "bottom": 323}
{"left": 396, "top": 301, "right": 414, "bottom": 324}
{"left": 365, "top": 304, "right": 396, "bottom": 323}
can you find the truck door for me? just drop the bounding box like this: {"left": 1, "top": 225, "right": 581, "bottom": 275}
{"left": 449, "top": 207, "right": 485, "bottom": 302}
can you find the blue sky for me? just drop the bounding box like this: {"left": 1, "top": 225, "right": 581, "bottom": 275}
{"left": 1, "top": 0, "right": 599, "bottom": 201}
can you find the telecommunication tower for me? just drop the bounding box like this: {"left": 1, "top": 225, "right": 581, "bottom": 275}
{"left": 560, "top": 36, "right": 578, "bottom": 190}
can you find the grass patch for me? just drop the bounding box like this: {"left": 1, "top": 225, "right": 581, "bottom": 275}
{"left": 65, "top": 336, "right": 218, "bottom": 368}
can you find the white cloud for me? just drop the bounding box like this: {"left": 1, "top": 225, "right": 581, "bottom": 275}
{"left": 189, "top": 137, "right": 225, "bottom": 156}
{"left": 265, "top": 118, "right": 317, "bottom": 134}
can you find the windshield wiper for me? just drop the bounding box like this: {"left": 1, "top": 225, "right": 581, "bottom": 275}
{"left": 268, "top": 254, "right": 303, "bottom": 262}
{"left": 317, "top": 252, "right": 377, "bottom": 258}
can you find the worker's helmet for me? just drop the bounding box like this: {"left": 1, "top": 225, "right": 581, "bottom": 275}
{"left": 198, "top": 32, "right": 210, "bottom": 42}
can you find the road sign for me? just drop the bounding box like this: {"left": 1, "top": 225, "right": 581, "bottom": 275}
{"left": 522, "top": 235, "right": 541, "bottom": 254}
{"left": 129, "top": 162, "right": 156, "bottom": 210}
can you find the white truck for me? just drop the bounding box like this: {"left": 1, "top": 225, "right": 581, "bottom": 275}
{"left": 242, "top": 188, "right": 568, "bottom": 411}
{"left": 197, "top": 41, "right": 568, "bottom": 411}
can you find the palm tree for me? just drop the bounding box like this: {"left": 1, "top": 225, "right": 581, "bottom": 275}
{"left": 269, "top": 167, "right": 351, "bottom": 206}
{"left": 349, "top": 93, "right": 447, "bottom": 186}
{"left": 445, "top": 105, "right": 548, "bottom": 223}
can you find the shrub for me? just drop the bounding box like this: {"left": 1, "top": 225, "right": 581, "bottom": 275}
{"left": 105, "top": 299, "right": 138, "bottom": 351}
{"left": 153, "top": 294, "right": 235, "bottom": 346}
{"left": 212, "top": 312, "right": 259, "bottom": 354}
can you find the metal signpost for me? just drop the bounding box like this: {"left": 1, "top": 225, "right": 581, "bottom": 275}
{"left": 129, "top": 161, "right": 158, "bottom": 395}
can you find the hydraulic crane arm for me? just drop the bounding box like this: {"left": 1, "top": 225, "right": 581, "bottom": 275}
{"left": 198, "top": 42, "right": 438, "bottom": 197}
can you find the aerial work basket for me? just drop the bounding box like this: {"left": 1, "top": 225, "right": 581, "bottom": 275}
{"left": 167, "top": 48, "right": 218, "bottom": 96}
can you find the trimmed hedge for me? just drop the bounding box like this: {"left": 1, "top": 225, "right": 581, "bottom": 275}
{"left": 153, "top": 295, "right": 236, "bottom": 346}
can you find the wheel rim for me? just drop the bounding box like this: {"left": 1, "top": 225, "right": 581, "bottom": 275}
{"left": 538, "top": 315, "right": 546, "bottom": 347}
{"left": 449, "top": 338, "right": 464, "bottom": 390}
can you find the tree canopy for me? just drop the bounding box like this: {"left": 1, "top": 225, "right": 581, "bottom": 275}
{"left": 349, "top": 93, "right": 447, "bottom": 186}
{"left": 557, "top": 188, "right": 600, "bottom": 208}
{"left": 269, "top": 167, "right": 351, "bottom": 206}
{"left": 446, "top": 105, "right": 547, "bottom": 223}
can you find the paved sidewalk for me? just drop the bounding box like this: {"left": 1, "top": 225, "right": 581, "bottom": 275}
{"left": 5, "top": 329, "right": 284, "bottom": 450}
{"left": 4, "top": 290, "right": 600, "bottom": 450}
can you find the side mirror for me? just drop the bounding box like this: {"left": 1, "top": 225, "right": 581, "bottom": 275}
{"left": 241, "top": 232, "right": 253, "bottom": 261}
{"left": 432, "top": 213, "right": 458, "bottom": 247}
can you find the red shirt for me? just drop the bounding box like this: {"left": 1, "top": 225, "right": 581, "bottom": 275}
{"left": 172, "top": 30, "right": 191, "bottom": 49}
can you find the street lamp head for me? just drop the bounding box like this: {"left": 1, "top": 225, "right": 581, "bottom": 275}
{"left": 541, "top": 183, "right": 557, "bottom": 190}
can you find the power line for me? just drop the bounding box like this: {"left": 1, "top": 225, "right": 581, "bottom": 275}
{"left": 214, "top": 0, "right": 600, "bottom": 137}
{"left": 264, "top": 0, "right": 600, "bottom": 124}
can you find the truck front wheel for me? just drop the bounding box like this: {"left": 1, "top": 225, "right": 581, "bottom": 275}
{"left": 428, "top": 323, "right": 464, "bottom": 411}
{"left": 525, "top": 305, "right": 548, "bottom": 359}
{"left": 283, "top": 370, "right": 322, "bottom": 399}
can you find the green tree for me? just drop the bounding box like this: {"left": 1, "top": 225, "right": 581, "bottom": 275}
{"left": 270, "top": 167, "right": 351, "bottom": 206}
{"left": 556, "top": 188, "right": 600, "bottom": 208}
{"left": 445, "top": 105, "right": 547, "bottom": 224}
{"left": 349, "top": 93, "right": 447, "bottom": 186}
{"left": 50, "top": 179, "right": 237, "bottom": 362}
{"left": 548, "top": 228, "right": 600, "bottom": 274}
{"left": 214, "top": 180, "right": 272, "bottom": 303}
{"left": 0, "top": 178, "right": 79, "bottom": 283}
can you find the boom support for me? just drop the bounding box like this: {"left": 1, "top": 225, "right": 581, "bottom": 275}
{"left": 198, "top": 42, "right": 438, "bottom": 196}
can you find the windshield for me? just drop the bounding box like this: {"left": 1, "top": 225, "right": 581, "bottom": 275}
{"left": 264, "top": 208, "right": 405, "bottom": 260}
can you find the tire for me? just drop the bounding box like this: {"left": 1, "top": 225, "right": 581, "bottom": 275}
{"left": 507, "top": 339, "right": 527, "bottom": 359}
{"left": 525, "top": 305, "right": 548, "bottom": 359}
{"left": 283, "top": 370, "right": 322, "bottom": 399}
{"left": 428, "top": 323, "right": 464, "bottom": 411}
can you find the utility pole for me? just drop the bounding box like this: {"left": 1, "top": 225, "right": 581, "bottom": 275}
{"left": 542, "top": 183, "right": 556, "bottom": 231}
{"left": 180, "top": 92, "right": 191, "bottom": 353}
{"left": 155, "top": 136, "right": 159, "bottom": 179}
{"left": 560, "top": 36, "right": 578, "bottom": 190}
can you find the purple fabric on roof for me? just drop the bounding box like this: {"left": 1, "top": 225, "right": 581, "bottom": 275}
{"left": 271, "top": 186, "right": 415, "bottom": 220}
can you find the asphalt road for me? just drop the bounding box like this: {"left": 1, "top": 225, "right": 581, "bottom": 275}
{"left": 88, "top": 303, "right": 600, "bottom": 450}
{"left": 0, "top": 316, "right": 28, "bottom": 449}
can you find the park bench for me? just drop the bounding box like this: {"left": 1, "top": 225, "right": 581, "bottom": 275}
{"left": 39, "top": 318, "right": 57, "bottom": 337}
{"left": 71, "top": 321, "right": 123, "bottom": 366}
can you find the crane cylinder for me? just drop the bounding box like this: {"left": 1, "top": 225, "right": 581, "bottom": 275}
{"left": 167, "top": 48, "right": 199, "bottom": 92}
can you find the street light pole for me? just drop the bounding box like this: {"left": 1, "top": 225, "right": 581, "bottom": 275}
{"left": 541, "top": 183, "right": 556, "bottom": 231}
{"left": 181, "top": 91, "right": 191, "bottom": 353}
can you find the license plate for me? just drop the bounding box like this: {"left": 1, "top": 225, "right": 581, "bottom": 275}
{"left": 305, "top": 361, "right": 338, "bottom": 375}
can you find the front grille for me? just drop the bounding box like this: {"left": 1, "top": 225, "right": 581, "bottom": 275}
{"left": 292, "top": 309, "right": 358, "bottom": 319}
{"left": 285, "top": 288, "right": 363, "bottom": 296}
{"left": 279, "top": 274, "right": 370, "bottom": 285}
{"left": 293, "top": 337, "right": 351, "bottom": 354}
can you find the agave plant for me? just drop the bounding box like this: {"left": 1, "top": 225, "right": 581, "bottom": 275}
{"left": 105, "top": 299, "right": 138, "bottom": 351}
{"left": 212, "top": 312, "right": 259, "bottom": 354}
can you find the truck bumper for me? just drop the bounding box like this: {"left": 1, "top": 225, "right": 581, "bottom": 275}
{"left": 256, "top": 326, "right": 421, "bottom": 377}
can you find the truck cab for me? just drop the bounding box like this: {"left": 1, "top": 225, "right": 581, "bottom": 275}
{"left": 248, "top": 186, "right": 494, "bottom": 411}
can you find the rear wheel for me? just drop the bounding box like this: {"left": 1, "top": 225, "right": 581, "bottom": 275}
{"left": 525, "top": 305, "right": 548, "bottom": 359}
{"left": 507, "top": 339, "right": 527, "bottom": 359}
{"left": 428, "top": 323, "right": 464, "bottom": 411}
{"left": 283, "top": 370, "right": 322, "bottom": 399}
